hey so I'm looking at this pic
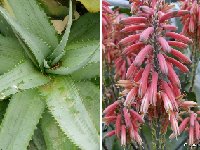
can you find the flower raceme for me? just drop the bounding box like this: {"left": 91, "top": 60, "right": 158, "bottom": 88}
{"left": 102, "top": 0, "right": 200, "bottom": 146}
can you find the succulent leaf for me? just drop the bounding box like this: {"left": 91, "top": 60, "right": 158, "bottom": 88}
{"left": 0, "top": 89, "right": 45, "bottom": 150}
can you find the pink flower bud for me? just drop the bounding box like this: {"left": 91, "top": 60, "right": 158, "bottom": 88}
{"left": 126, "top": 63, "right": 137, "bottom": 79}
{"left": 115, "top": 114, "right": 121, "bottom": 138}
{"left": 190, "top": 113, "right": 196, "bottom": 127}
{"left": 140, "top": 27, "right": 154, "bottom": 42}
{"left": 189, "top": 125, "right": 194, "bottom": 145}
{"left": 170, "top": 112, "right": 180, "bottom": 136}
{"left": 158, "top": 53, "right": 168, "bottom": 75}
{"left": 124, "top": 87, "right": 137, "bottom": 106}
{"left": 158, "top": 37, "right": 171, "bottom": 53}
{"left": 130, "top": 110, "right": 144, "bottom": 123}
{"left": 140, "top": 88, "right": 150, "bottom": 114}
{"left": 167, "top": 57, "right": 189, "bottom": 73}
{"left": 149, "top": 72, "right": 158, "bottom": 106}
{"left": 162, "top": 25, "right": 178, "bottom": 31}
{"left": 134, "top": 45, "right": 153, "bottom": 66}
{"left": 119, "top": 34, "right": 140, "bottom": 45}
{"left": 161, "top": 92, "right": 173, "bottom": 112}
{"left": 189, "top": 17, "right": 195, "bottom": 33}
{"left": 105, "top": 130, "right": 115, "bottom": 138}
{"left": 120, "top": 17, "right": 147, "bottom": 25}
{"left": 140, "top": 6, "right": 154, "bottom": 15}
{"left": 195, "top": 120, "right": 200, "bottom": 140}
{"left": 103, "top": 116, "right": 117, "bottom": 124}
{"left": 167, "top": 62, "right": 181, "bottom": 88}
{"left": 122, "top": 42, "right": 145, "bottom": 55}
{"left": 123, "top": 108, "right": 132, "bottom": 127}
{"left": 168, "top": 41, "right": 188, "bottom": 49}
{"left": 171, "top": 48, "right": 192, "bottom": 64}
{"left": 121, "top": 125, "right": 126, "bottom": 146}
{"left": 103, "top": 101, "right": 119, "bottom": 114}
{"left": 166, "top": 32, "right": 192, "bottom": 44}
{"left": 179, "top": 117, "right": 190, "bottom": 133}
{"left": 134, "top": 69, "right": 144, "bottom": 82}
{"left": 121, "top": 24, "right": 147, "bottom": 33}
{"left": 138, "top": 64, "right": 151, "bottom": 97}
{"left": 159, "top": 10, "right": 190, "bottom": 23}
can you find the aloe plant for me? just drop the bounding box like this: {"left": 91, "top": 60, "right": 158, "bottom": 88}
{"left": 0, "top": 0, "right": 100, "bottom": 150}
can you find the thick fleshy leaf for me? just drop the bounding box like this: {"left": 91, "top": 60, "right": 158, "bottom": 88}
{"left": 5, "top": 0, "right": 58, "bottom": 49}
{"left": 0, "top": 62, "right": 50, "bottom": 100}
{"left": 40, "top": 77, "right": 99, "bottom": 150}
{"left": 75, "top": 81, "right": 100, "bottom": 132}
{"left": 28, "top": 126, "right": 47, "bottom": 150}
{"left": 41, "top": 111, "right": 77, "bottom": 150}
{"left": 0, "top": 35, "right": 25, "bottom": 74}
{"left": 77, "top": 0, "right": 100, "bottom": 13}
{"left": 46, "top": 40, "right": 99, "bottom": 75}
{"left": 0, "top": 89, "right": 45, "bottom": 150}
{"left": 48, "top": 0, "right": 73, "bottom": 65}
{"left": 68, "top": 13, "right": 100, "bottom": 43}
{"left": 0, "top": 7, "right": 50, "bottom": 68}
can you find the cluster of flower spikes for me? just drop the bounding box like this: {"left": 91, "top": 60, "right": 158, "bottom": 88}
{"left": 103, "top": 0, "right": 200, "bottom": 146}
{"left": 180, "top": 0, "right": 200, "bottom": 39}
{"left": 102, "top": 0, "right": 135, "bottom": 79}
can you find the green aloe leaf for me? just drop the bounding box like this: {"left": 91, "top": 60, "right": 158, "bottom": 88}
{"left": 41, "top": 111, "right": 77, "bottom": 150}
{"left": 68, "top": 13, "right": 100, "bottom": 43}
{"left": 0, "top": 89, "right": 45, "bottom": 150}
{"left": 5, "top": 0, "right": 58, "bottom": 49}
{"left": 0, "top": 62, "right": 50, "bottom": 100}
{"left": 0, "top": 7, "right": 50, "bottom": 68}
{"left": 75, "top": 81, "right": 100, "bottom": 132}
{"left": 48, "top": 0, "right": 73, "bottom": 65}
{"left": 0, "top": 35, "right": 25, "bottom": 74}
{"left": 40, "top": 77, "right": 99, "bottom": 150}
{"left": 46, "top": 40, "right": 99, "bottom": 75}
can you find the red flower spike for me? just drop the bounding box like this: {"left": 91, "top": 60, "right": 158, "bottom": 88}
{"left": 171, "top": 48, "right": 192, "bottom": 64}
{"left": 158, "top": 36, "right": 171, "bottom": 53}
{"left": 120, "top": 17, "right": 147, "bottom": 25}
{"left": 121, "top": 24, "right": 147, "bottom": 33}
{"left": 166, "top": 32, "right": 192, "bottom": 44}
{"left": 167, "top": 57, "right": 189, "bottom": 73}
{"left": 140, "top": 27, "right": 154, "bottom": 42}
{"left": 119, "top": 34, "right": 140, "bottom": 46}
{"left": 149, "top": 72, "right": 158, "bottom": 106}
{"left": 168, "top": 41, "right": 188, "bottom": 49}
{"left": 121, "top": 125, "right": 126, "bottom": 146}
{"left": 138, "top": 64, "right": 151, "bottom": 97}
{"left": 157, "top": 53, "right": 168, "bottom": 75}
{"left": 134, "top": 45, "right": 153, "bottom": 66}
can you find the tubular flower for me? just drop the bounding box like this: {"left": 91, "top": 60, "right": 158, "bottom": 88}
{"left": 170, "top": 112, "right": 200, "bottom": 146}
{"left": 103, "top": 100, "right": 143, "bottom": 146}
{"left": 180, "top": 0, "right": 200, "bottom": 40}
